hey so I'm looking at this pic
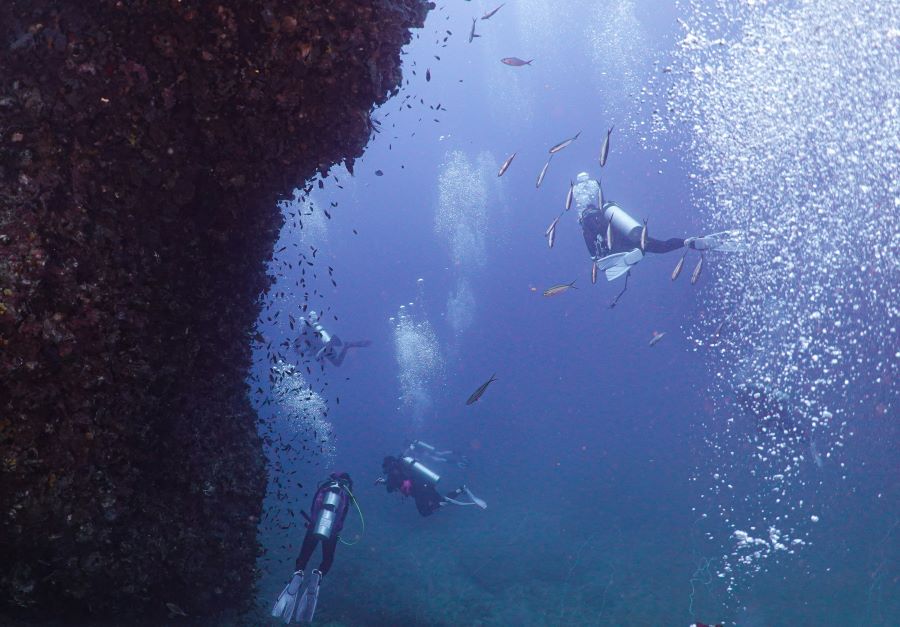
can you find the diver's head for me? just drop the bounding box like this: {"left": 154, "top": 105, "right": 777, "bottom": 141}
{"left": 330, "top": 471, "right": 353, "bottom": 491}
{"left": 576, "top": 171, "right": 591, "bottom": 184}
{"left": 382, "top": 456, "right": 400, "bottom": 473}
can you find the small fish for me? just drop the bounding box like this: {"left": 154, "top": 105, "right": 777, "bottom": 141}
{"left": 166, "top": 603, "right": 188, "bottom": 617}
{"left": 547, "top": 221, "right": 557, "bottom": 249}
{"left": 649, "top": 331, "right": 666, "bottom": 347}
{"left": 481, "top": 3, "right": 504, "bottom": 19}
{"left": 426, "top": 68, "right": 431, "bottom": 82}
{"left": 468, "top": 18, "right": 480, "bottom": 43}
{"left": 599, "top": 126, "right": 614, "bottom": 167}
{"left": 598, "top": 177, "right": 604, "bottom": 208}
{"left": 691, "top": 254, "right": 704, "bottom": 285}
{"left": 501, "top": 57, "right": 533, "bottom": 66}
{"left": 591, "top": 262, "right": 598, "bottom": 284}
{"left": 543, "top": 281, "right": 577, "bottom": 297}
{"left": 545, "top": 214, "right": 561, "bottom": 238}
{"left": 536, "top": 158, "right": 551, "bottom": 188}
{"left": 565, "top": 181, "right": 574, "bottom": 211}
{"left": 672, "top": 252, "right": 686, "bottom": 281}
{"left": 497, "top": 151, "right": 516, "bottom": 177}
{"left": 606, "top": 211, "right": 614, "bottom": 251}
{"left": 640, "top": 219, "right": 648, "bottom": 251}
{"left": 466, "top": 373, "right": 497, "bottom": 405}
{"left": 549, "top": 131, "right": 581, "bottom": 154}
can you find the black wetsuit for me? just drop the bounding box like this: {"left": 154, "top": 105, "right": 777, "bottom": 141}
{"left": 382, "top": 456, "right": 465, "bottom": 517}
{"left": 295, "top": 479, "right": 351, "bottom": 575}
{"left": 580, "top": 203, "right": 684, "bottom": 258}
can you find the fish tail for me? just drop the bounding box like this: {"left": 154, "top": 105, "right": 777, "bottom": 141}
{"left": 526, "top": 59, "right": 533, "bottom": 65}
{"left": 570, "top": 281, "right": 578, "bottom": 289}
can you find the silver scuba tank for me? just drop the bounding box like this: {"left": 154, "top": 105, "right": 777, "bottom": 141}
{"left": 312, "top": 484, "right": 343, "bottom": 540}
{"left": 603, "top": 202, "right": 641, "bottom": 238}
{"left": 401, "top": 456, "right": 440, "bottom": 485}
{"left": 306, "top": 310, "right": 332, "bottom": 345}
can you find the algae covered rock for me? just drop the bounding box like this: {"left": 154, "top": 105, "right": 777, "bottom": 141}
{"left": 0, "top": 0, "right": 431, "bottom": 621}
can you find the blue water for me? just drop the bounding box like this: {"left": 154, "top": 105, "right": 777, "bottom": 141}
{"left": 250, "top": 1, "right": 899, "bottom": 625}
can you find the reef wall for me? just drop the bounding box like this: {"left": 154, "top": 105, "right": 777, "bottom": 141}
{"left": 0, "top": 0, "right": 431, "bottom": 621}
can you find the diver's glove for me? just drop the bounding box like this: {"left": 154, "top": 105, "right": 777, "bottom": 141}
{"left": 685, "top": 230, "right": 742, "bottom": 252}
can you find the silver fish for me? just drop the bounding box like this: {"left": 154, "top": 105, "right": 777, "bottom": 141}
{"left": 640, "top": 219, "right": 648, "bottom": 251}
{"left": 545, "top": 213, "right": 561, "bottom": 238}
{"left": 481, "top": 3, "right": 504, "bottom": 20}
{"left": 565, "top": 180, "right": 574, "bottom": 211}
{"left": 598, "top": 177, "right": 604, "bottom": 208}
{"left": 497, "top": 151, "right": 516, "bottom": 177}
{"left": 606, "top": 211, "right": 614, "bottom": 250}
{"left": 599, "top": 126, "right": 614, "bottom": 167}
{"left": 547, "top": 221, "right": 557, "bottom": 249}
{"left": 468, "top": 18, "right": 480, "bottom": 43}
{"left": 591, "top": 262, "right": 598, "bottom": 284}
{"left": 536, "top": 158, "right": 551, "bottom": 188}
{"left": 501, "top": 57, "right": 533, "bottom": 66}
{"left": 672, "top": 252, "right": 686, "bottom": 281}
{"left": 543, "top": 281, "right": 577, "bottom": 297}
{"left": 549, "top": 130, "right": 581, "bottom": 155}
{"left": 691, "top": 254, "right": 704, "bottom": 285}
{"left": 649, "top": 331, "right": 666, "bottom": 347}
{"left": 466, "top": 373, "right": 496, "bottom": 405}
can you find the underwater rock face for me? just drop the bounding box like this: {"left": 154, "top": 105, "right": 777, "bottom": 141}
{"left": 0, "top": 0, "right": 431, "bottom": 621}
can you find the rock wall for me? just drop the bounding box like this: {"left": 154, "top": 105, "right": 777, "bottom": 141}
{"left": 0, "top": 0, "right": 431, "bottom": 621}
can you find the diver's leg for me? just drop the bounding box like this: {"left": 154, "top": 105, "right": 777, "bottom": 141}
{"left": 444, "top": 486, "right": 466, "bottom": 500}
{"left": 318, "top": 536, "right": 337, "bottom": 576}
{"left": 328, "top": 345, "right": 349, "bottom": 366}
{"left": 621, "top": 225, "right": 684, "bottom": 254}
{"left": 644, "top": 237, "right": 685, "bottom": 253}
{"left": 295, "top": 530, "right": 319, "bottom": 571}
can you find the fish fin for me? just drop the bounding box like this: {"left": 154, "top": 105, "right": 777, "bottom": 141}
{"left": 526, "top": 59, "right": 533, "bottom": 65}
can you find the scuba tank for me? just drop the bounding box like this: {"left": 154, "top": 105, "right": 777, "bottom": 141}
{"left": 603, "top": 202, "right": 641, "bottom": 239}
{"left": 306, "top": 310, "right": 332, "bottom": 345}
{"left": 401, "top": 456, "right": 440, "bottom": 485}
{"left": 312, "top": 482, "right": 344, "bottom": 540}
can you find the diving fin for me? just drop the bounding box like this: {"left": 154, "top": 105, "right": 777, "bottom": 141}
{"left": 463, "top": 485, "right": 487, "bottom": 510}
{"left": 296, "top": 569, "right": 322, "bottom": 623}
{"left": 596, "top": 248, "right": 643, "bottom": 281}
{"left": 271, "top": 570, "right": 304, "bottom": 623}
{"left": 685, "top": 230, "right": 742, "bottom": 252}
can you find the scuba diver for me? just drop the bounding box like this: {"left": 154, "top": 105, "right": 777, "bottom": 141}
{"left": 376, "top": 453, "right": 486, "bottom": 517}
{"left": 572, "top": 172, "right": 740, "bottom": 296}
{"left": 272, "top": 472, "right": 362, "bottom": 624}
{"left": 295, "top": 310, "right": 371, "bottom": 367}
{"left": 405, "top": 439, "right": 470, "bottom": 469}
